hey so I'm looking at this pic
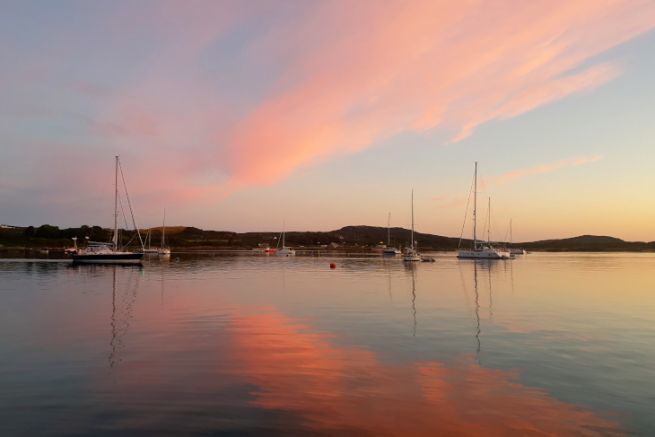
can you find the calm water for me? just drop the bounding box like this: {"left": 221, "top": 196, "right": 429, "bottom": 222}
{"left": 1, "top": 252, "right": 654, "bottom": 435}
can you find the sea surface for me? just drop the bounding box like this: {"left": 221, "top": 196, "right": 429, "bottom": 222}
{"left": 1, "top": 252, "right": 654, "bottom": 435}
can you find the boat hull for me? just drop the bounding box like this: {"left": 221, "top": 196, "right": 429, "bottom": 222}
{"left": 277, "top": 248, "right": 296, "bottom": 257}
{"left": 457, "top": 249, "right": 510, "bottom": 260}
{"left": 72, "top": 253, "right": 144, "bottom": 264}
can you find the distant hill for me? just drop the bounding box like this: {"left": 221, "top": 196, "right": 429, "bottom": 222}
{"left": 1, "top": 224, "right": 654, "bottom": 252}
{"left": 521, "top": 235, "right": 654, "bottom": 252}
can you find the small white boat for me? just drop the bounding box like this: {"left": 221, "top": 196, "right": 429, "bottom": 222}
{"left": 508, "top": 219, "right": 527, "bottom": 255}
{"left": 457, "top": 162, "right": 510, "bottom": 260}
{"left": 277, "top": 247, "right": 296, "bottom": 257}
{"left": 157, "top": 209, "right": 171, "bottom": 255}
{"left": 143, "top": 229, "right": 158, "bottom": 253}
{"left": 382, "top": 212, "right": 401, "bottom": 256}
{"left": 458, "top": 246, "right": 510, "bottom": 259}
{"left": 276, "top": 226, "right": 295, "bottom": 256}
{"left": 403, "top": 248, "right": 421, "bottom": 262}
{"left": 403, "top": 190, "right": 422, "bottom": 262}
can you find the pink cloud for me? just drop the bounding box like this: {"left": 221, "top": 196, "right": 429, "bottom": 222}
{"left": 490, "top": 154, "right": 605, "bottom": 186}
{"left": 92, "top": 1, "right": 655, "bottom": 203}
{"left": 220, "top": 1, "right": 653, "bottom": 189}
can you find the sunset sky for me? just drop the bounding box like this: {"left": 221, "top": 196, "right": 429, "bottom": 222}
{"left": 1, "top": 0, "right": 654, "bottom": 241}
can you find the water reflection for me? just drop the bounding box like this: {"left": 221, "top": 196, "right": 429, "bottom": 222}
{"left": 2, "top": 254, "right": 652, "bottom": 434}
{"left": 108, "top": 266, "right": 141, "bottom": 368}
{"left": 228, "top": 309, "right": 620, "bottom": 435}
{"left": 474, "top": 262, "right": 481, "bottom": 359}
{"left": 404, "top": 263, "right": 418, "bottom": 337}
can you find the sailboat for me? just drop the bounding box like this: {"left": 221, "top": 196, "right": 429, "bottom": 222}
{"left": 457, "top": 162, "right": 510, "bottom": 260}
{"left": 403, "top": 190, "right": 421, "bottom": 262}
{"left": 509, "top": 219, "right": 527, "bottom": 255}
{"left": 276, "top": 224, "right": 295, "bottom": 256}
{"left": 72, "top": 156, "right": 144, "bottom": 264}
{"left": 157, "top": 209, "right": 171, "bottom": 255}
{"left": 383, "top": 212, "right": 401, "bottom": 256}
{"left": 143, "top": 229, "right": 158, "bottom": 253}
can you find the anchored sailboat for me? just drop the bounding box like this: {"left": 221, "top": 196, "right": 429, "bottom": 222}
{"left": 71, "top": 156, "right": 144, "bottom": 264}
{"left": 143, "top": 229, "right": 158, "bottom": 253}
{"left": 158, "top": 209, "right": 171, "bottom": 255}
{"left": 403, "top": 190, "right": 421, "bottom": 262}
{"left": 276, "top": 223, "right": 296, "bottom": 256}
{"left": 383, "top": 212, "right": 401, "bottom": 256}
{"left": 457, "top": 162, "right": 510, "bottom": 260}
{"left": 509, "top": 219, "right": 527, "bottom": 255}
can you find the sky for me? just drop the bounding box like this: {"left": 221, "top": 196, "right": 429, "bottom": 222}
{"left": 1, "top": 0, "right": 654, "bottom": 241}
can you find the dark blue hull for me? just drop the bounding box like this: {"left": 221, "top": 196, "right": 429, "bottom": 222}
{"left": 72, "top": 253, "right": 143, "bottom": 264}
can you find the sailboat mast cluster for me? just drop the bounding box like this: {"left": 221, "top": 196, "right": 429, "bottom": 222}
{"left": 457, "top": 162, "right": 510, "bottom": 260}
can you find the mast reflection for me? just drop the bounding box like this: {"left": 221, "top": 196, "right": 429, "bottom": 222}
{"left": 404, "top": 263, "right": 417, "bottom": 337}
{"left": 108, "top": 265, "right": 141, "bottom": 368}
{"left": 474, "top": 262, "right": 481, "bottom": 359}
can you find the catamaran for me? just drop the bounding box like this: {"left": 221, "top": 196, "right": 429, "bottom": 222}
{"left": 383, "top": 212, "right": 401, "bottom": 255}
{"left": 403, "top": 190, "right": 421, "bottom": 262}
{"left": 457, "top": 162, "right": 510, "bottom": 260}
{"left": 71, "top": 156, "right": 144, "bottom": 264}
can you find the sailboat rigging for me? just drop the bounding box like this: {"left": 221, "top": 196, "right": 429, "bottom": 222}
{"left": 158, "top": 209, "right": 171, "bottom": 255}
{"left": 383, "top": 212, "right": 401, "bottom": 256}
{"left": 457, "top": 162, "right": 510, "bottom": 260}
{"left": 276, "top": 222, "right": 296, "bottom": 256}
{"left": 403, "top": 189, "right": 421, "bottom": 262}
{"left": 71, "top": 156, "right": 144, "bottom": 264}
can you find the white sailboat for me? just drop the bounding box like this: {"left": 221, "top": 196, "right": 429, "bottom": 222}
{"left": 143, "top": 229, "right": 158, "bottom": 253}
{"left": 509, "top": 219, "right": 527, "bottom": 255}
{"left": 383, "top": 212, "right": 401, "bottom": 256}
{"left": 403, "top": 190, "right": 421, "bottom": 262}
{"left": 276, "top": 224, "right": 295, "bottom": 256}
{"left": 71, "top": 156, "right": 144, "bottom": 264}
{"left": 158, "top": 209, "right": 171, "bottom": 255}
{"left": 457, "top": 162, "right": 510, "bottom": 260}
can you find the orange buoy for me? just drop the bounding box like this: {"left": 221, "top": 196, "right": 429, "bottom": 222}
{"left": 329, "top": 263, "right": 336, "bottom": 269}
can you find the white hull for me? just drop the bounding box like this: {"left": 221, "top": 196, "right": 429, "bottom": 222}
{"left": 510, "top": 248, "right": 527, "bottom": 255}
{"left": 158, "top": 248, "right": 171, "bottom": 255}
{"left": 458, "top": 248, "right": 510, "bottom": 259}
{"left": 403, "top": 248, "right": 421, "bottom": 262}
{"left": 277, "top": 248, "right": 296, "bottom": 257}
{"left": 383, "top": 248, "right": 401, "bottom": 256}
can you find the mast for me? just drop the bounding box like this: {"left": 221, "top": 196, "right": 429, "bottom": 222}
{"left": 387, "top": 212, "right": 391, "bottom": 246}
{"left": 487, "top": 197, "right": 491, "bottom": 245}
{"left": 282, "top": 222, "right": 286, "bottom": 248}
{"left": 161, "top": 209, "right": 166, "bottom": 248}
{"left": 113, "top": 156, "right": 119, "bottom": 251}
{"left": 510, "top": 218, "right": 513, "bottom": 246}
{"left": 473, "top": 162, "right": 478, "bottom": 250}
{"left": 411, "top": 189, "right": 415, "bottom": 250}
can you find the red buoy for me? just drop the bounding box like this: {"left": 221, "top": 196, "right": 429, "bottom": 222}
{"left": 329, "top": 263, "right": 336, "bottom": 269}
